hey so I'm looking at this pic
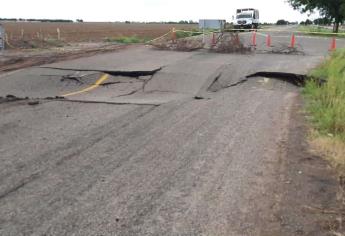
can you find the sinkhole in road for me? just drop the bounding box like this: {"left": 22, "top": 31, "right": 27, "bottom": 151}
{"left": 206, "top": 71, "right": 311, "bottom": 95}
{"left": 246, "top": 72, "right": 307, "bottom": 86}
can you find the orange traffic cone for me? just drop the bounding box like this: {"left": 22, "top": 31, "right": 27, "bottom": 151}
{"left": 252, "top": 31, "right": 257, "bottom": 47}
{"left": 234, "top": 34, "right": 240, "bottom": 45}
{"left": 266, "top": 34, "right": 271, "bottom": 47}
{"left": 172, "top": 28, "right": 176, "bottom": 43}
{"left": 329, "top": 37, "right": 336, "bottom": 51}
{"left": 290, "top": 33, "right": 296, "bottom": 48}
{"left": 212, "top": 33, "right": 216, "bottom": 46}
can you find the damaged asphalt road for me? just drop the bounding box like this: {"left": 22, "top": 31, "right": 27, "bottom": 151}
{"left": 0, "top": 28, "right": 343, "bottom": 236}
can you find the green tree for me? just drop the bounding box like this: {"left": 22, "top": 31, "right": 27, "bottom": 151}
{"left": 288, "top": 0, "right": 345, "bottom": 32}
{"left": 305, "top": 19, "right": 313, "bottom": 25}
{"left": 277, "top": 19, "right": 289, "bottom": 25}
{"left": 314, "top": 17, "right": 332, "bottom": 25}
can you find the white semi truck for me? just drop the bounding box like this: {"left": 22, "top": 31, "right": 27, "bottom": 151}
{"left": 233, "top": 8, "right": 260, "bottom": 29}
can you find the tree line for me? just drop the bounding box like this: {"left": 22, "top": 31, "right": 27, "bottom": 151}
{"left": 125, "top": 20, "right": 198, "bottom": 24}
{"left": 276, "top": 17, "right": 332, "bottom": 25}
{"left": 288, "top": 0, "right": 345, "bottom": 32}
{"left": 0, "top": 19, "right": 196, "bottom": 24}
{"left": 0, "top": 18, "right": 75, "bottom": 23}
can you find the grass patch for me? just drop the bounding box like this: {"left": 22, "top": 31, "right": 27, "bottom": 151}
{"left": 298, "top": 25, "right": 345, "bottom": 37}
{"left": 304, "top": 49, "right": 345, "bottom": 173}
{"left": 104, "top": 36, "right": 148, "bottom": 44}
{"left": 310, "top": 133, "right": 345, "bottom": 173}
{"left": 175, "top": 30, "right": 203, "bottom": 39}
{"left": 45, "top": 38, "right": 65, "bottom": 47}
{"left": 305, "top": 49, "right": 345, "bottom": 140}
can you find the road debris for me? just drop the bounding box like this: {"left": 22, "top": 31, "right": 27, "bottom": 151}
{"left": 211, "top": 33, "right": 252, "bottom": 53}
{"left": 267, "top": 44, "right": 305, "bottom": 55}
{"left": 0, "top": 95, "right": 28, "bottom": 104}
{"left": 151, "top": 37, "right": 204, "bottom": 51}
{"left": 28, "top": 101, "right": 40, "bottom": 106}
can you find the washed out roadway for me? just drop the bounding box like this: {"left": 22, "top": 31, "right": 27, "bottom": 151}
{"left": 0, "top": 27, "right": 342, "bottom": 235}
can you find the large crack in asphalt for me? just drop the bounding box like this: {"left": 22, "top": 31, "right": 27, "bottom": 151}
{"left": 0, "top": 67, "right": 165, "bottom": 105}
{"left": 194, "top": 65, "right": 230, "bottom": 99}
{"left": 201, "top": 70, "right": 324, "bottom": 98}
{"left": 98, "top": 73, "right": 156, "bottom": 97}
{"left": 40, "top": 67, "right": 162, "bottom": 99}
{"left": 53, "top": 99, "right": 161, "bottom": 106}
{"left": 206, "top": 73, "right": 222, "bottom": 91}
{"left": 0, "top": 66, "right": 178, "bottom": 106}
{"left": 196, "top": 69, "right": 310, "bottom": 99}
{"left": 246, "top": 72, "right": 307, "bottom": 86}
{"left": 207, "top": 72, "right": 311, "bottom": 94}
{"left": 0, "top": 95, "right": 160, "bottom": 106}
{"left": 2, "top": 65, "right": 320, "bottom": 105}
{"left": 39, "top": 66, "right": 162, "bottom": 77}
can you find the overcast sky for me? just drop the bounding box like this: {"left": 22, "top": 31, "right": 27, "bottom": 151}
{"left": 3, "top": 0, "right": 317, "bottom": 23}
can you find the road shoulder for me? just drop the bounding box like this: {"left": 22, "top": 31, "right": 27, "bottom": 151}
{"left": 277, "top": 95, "right": 340, "bottom": 235}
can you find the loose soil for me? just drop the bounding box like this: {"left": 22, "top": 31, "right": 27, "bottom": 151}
{"left": 0, "top": 22, "right": 197, "bottom": 73}
{"left": 0, "top": 43, "right": 131, "bottom": 73}
{"left": 2, "top": 22, "right": 197, "bottom": 44}
{"left": 278, "top": 95, "right": 343, "bottom": 235}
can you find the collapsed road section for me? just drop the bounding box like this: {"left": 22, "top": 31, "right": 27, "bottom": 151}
{"left": 0, "top": 46, "right": 325, "bottom": 107}
{"left": 0, "top": 67, "right": 165, "bottom": 106}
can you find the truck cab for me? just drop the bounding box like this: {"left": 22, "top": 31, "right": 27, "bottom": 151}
{"left": 233, "top": 8, "right": 259, "bottom": 29}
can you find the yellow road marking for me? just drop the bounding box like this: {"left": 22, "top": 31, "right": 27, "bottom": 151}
{"left": 61, "top": 74, "right": 109, "bottom": 97}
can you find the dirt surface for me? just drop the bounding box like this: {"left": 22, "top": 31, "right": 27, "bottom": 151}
{"left": 270, "top": 96, "right": 341, "bottom": 235}
{"left": 0, "top": 22, "right": 197, "bottom": 73}
{"left": 2, "top": 22, "right": 197, "bottom": 44}
{"left": 0, "top": 43, "right": 130, "bottom": 73}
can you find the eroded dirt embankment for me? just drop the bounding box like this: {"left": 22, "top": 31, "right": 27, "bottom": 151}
{"left": 0, "top": 43, "right": 130, "bottom": 73}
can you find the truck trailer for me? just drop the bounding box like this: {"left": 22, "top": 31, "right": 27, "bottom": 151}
{"left": 199, "top": 19, "right": 226, "bottom": 30}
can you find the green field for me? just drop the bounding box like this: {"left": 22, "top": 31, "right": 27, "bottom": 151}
{"left": 298, "top": 25, "right": 345, "bottom": 37}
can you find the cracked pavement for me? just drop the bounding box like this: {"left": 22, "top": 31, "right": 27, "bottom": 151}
{"left": 0, "top": 26, "right": 343, "bottom": 236}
